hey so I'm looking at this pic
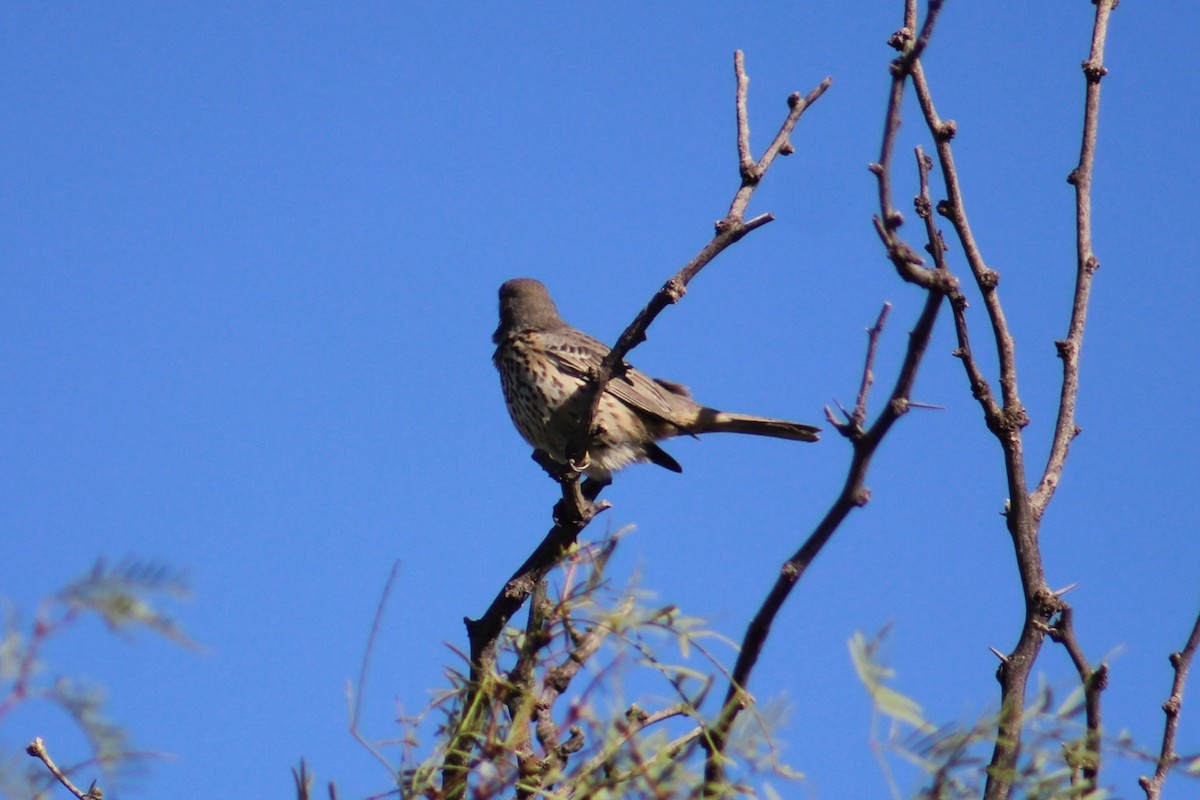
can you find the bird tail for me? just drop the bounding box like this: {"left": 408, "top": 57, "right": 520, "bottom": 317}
{"left": 691, "top": 408, "right": 821, "bottom": 442}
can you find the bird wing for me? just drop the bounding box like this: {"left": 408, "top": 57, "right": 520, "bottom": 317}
{"left": 541, "top": 333, "right": 684, "bottom": 422}
{"left": 607, "top": 367, "right": 684, "bottom": 420}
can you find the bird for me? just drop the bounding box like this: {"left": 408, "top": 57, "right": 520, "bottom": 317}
{"left": 492, "top": 277, "right": 819, "bottom": 494}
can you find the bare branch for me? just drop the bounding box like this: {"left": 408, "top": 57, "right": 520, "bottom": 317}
{"left": 906, "top": 1, "right": 1116, "bottom": 796}
{"left": 735, "top": 50, "right": 755, "bottom": 179}
{"left": 853, "top": 304, "right": 893, "bottom": 432}
{"left": 826, "top": 303, "right": 893, "bottom": 439}
{"left": 1140, "top": 606, "right": 1200, "bottom": 800}
{"left": 1029, "top": 0, "right": 1116, "bottom": 518}
{"left": 913, "top": 63, "right": 1025, "bottom": 439}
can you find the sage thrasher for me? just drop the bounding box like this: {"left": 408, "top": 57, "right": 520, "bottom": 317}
{"left": 493, "top": 278, "right": 819, "bottom": 493}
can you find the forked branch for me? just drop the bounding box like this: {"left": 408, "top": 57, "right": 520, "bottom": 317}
{"left": 900, "top": 1, "right": 1117, "bottom": 797}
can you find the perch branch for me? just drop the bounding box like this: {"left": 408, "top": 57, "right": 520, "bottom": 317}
{"left": 562, "top": 57, "right": 831, "bottom": 480}
{"left": 444, "top": 53, "right": 830, "bottom": 800}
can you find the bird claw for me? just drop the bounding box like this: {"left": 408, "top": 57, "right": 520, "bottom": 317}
{"left": 532, "top": 449, "right": 573, "bottom": 481}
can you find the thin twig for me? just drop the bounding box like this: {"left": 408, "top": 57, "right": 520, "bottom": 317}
{"left": 1140, "top": 606, "right": 1200, "bottom": 800}
{"left": 349, "top": 561, "right": 402, "bottom": 774}
{"left": 868, "top": 0, "right": 957, "bottom": 294}
{"left": 853, "top": 304, "right": 893, "bottom": 432}
{"left": 1029, "top": 0, "right": 1116, "bottom": 519}
{"left": 26, "top": 738, "right": 101, "bottom": 800}
{"left": 563, "top": 57, "right": 831, "bottom": 479}
{"left": 826, "top": 303, "right": 893, "bottom": 438}
{"left": 913, "top": 61, "right": 1023, "bottom": 434}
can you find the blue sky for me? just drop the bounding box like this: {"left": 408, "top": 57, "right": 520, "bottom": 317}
{"left": 2, "top": 2, "right": 1198, "bottom": 798}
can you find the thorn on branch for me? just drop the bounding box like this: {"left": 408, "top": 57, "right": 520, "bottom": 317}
{"left": 823, "top": 404, "right": 854, "bottom": 438}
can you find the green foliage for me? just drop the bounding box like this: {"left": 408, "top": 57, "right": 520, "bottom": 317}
{"left": 333, "top": 533, "right": 800, "bottom": 799}
{"left": 0, "top": 558, "right": 192, "bottom": 799}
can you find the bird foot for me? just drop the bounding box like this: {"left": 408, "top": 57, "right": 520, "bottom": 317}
{"left": 532, "top": 449, "right": 572, "bottom": 481}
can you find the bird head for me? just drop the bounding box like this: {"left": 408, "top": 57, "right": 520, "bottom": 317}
{"left": 494, "top": 278, "right": 566, "bottom": 342}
